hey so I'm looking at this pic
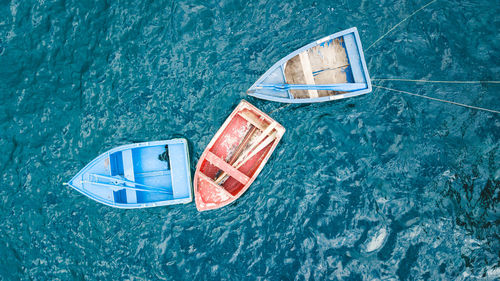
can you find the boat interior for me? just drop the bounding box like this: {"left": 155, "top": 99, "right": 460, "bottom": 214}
{"left": 284, "top": 37, "right": 353, "bottom": 98}
{"left": 198, "top": 108, "right": 278, "bottom": 198}
{"left": 78, "top": 143, "right": 190, "bottom": 205}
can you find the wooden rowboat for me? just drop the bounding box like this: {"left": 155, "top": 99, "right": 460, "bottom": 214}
{"left": 194, "top": 100, "right": 285, "bottom": 211}
{"left": 66, "top": 139, "right": 192, "bottom": 208}
{"left": 247, "top": 27, "right": 371, "bottom": 103}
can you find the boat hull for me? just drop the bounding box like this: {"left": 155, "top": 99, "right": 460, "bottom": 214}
{"left": 247, "top": 27, "right": 371, "bottom": 103}
{"left": 194, "top": 100, "right": 285, "bottom": 211}
{"left": 66, "top": 139, "right": 192, "bottom": 208}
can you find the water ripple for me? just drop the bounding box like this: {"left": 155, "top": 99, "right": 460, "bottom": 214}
{"left": 0, "top": 0, "right": 499, "bottom": 280}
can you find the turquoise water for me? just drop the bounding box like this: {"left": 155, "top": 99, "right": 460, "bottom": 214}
{"left": 1, "top": 0, "right": 499, "bottom": 279}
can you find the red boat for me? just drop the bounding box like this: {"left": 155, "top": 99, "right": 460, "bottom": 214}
{"left": 194, "top": 100, "right": 285, "bottom": 211}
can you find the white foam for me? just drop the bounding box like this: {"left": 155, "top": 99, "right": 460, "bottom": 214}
{"left": 365, "top": 227, "right": 387, "bottom": 252}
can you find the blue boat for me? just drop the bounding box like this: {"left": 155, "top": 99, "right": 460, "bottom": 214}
{"left": 247, "top": 27, "right": 371, "bottom": 103}
{"left": 66, "top": 139, "right": 192, "bottom": 208}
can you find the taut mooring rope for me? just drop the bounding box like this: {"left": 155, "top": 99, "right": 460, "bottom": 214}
{"left": 268, "top": 104, "right": 292, "bottom": 115}
{"left": 366, "top": 0, "right": 438, "bottom": 51}
{"left": 372, "top": 78, "right": 500, "bottom": 84}
{"left": 373, "top": 85, "right": 500, "bottom": 114}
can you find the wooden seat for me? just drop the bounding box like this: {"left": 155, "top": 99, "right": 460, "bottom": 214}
{"left": 238, "top": 110, "right": 267, "bottom": 131}
{"left": 298, "top": 52, "right": 319, "bottom": 98}
{"left": 168, "top": 143, "right": 190, "bottom": 199}
{"left": 237, "top": 111, "right": 277, "bottom": 151}
{"left": 205, "top": 151, "right": 250, "bottom": 185}
{"left": 121, "top": 149, "right": 137, "bottom": 203}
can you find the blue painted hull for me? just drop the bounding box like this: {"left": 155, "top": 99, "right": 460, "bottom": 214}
{"left": 67, "top": 139, "right": 192, "bottom": 208}
{"left": 247, "top": 27, "right": 372, "bottom": 103}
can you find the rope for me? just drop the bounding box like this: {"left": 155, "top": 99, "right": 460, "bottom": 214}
{"left": 372, "top": 78, "right": 500, "bottom": 84}
{"left": 373, "top": 85, "right": 500, "bottom": 114}
{"left": 366, "top": 0, "right": 438, "bottom": 51}
{"left": 268, "top": 104, "right": 292, "bottom": 115}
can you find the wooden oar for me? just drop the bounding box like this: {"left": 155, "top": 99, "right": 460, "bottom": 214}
{"left": 232, "top": 121, "right": 277, "bottom": 165}
{"left": 228, "top": 126, "right": 258, "bottom": 165}
{"left": 89, "top": 174, "right": 172, "bottom": 194}
{"left": 233, "top": 131, "right": 277, "bottom": 169}
{"left": 255, "top": 83, "right": 366, "bottom": 91}
{"left": 82, "top": 181, "right": 173, "bottom": 194}
{"left": 214, "top": 125, "right": 258, "bottom": 180}
{"left": 213, "top": 122, "right": 277, "bottom": 184}
{"left": 214, "top": 130, "right": 277, "bottom": 184}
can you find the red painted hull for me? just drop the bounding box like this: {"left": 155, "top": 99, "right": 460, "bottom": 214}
{"left": 194, "top": 100, "right": 285, "bottom": 211}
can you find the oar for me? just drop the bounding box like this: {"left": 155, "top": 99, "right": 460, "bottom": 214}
{"left": 234, "top": 121, "right": 277, "bottom": 165}
{"left": 214, "top": 121, "right": 276, "bottom": 184}
{"left": 82, "top": 181, "right": 173, "bottom": 194}
{"left": 236, "top": 133, "right": 275, "bottom": 166}
{"left": 233, "top": 131, "right": 277, "bottom": 169}
{"left": 214, "top": 131, "right": 277, "bottom": 184}
{"left": 89, "top": 174, "right": 172, "bottom": 194}
{"left": 90, "top": 174, "right": 164, "bottom": 190}
{"left": 214, "top": 125, "right": 258, "bottom": 180}
{"left": 229, "top": 126, "right": 258, "bottom": 165}
{"left": 255, "top": 83, "right": 366, "bottom": 92}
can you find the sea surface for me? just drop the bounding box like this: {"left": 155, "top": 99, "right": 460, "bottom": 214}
{"left": 1, "top": 0, "right": 499, "bottom": 280}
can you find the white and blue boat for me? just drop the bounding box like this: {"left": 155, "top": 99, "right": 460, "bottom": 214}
{"left": 247, "top": 27, "right": 371, "bottom": 103}
{"left": 66, "top": 139, "right": 192, "bottom": 208}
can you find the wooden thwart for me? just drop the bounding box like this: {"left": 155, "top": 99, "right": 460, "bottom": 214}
{"left": 122, "top": 149, "right": 137, "bottom": 203}
{"left": 205, "top": 151, "right": 250, "bottom": 185}
{"left": 238, "top": 110, "right": 268, "bottom": 131}
{"left": 298, "top": 52, "right": 319, "bottom": 98}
